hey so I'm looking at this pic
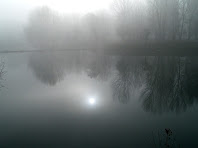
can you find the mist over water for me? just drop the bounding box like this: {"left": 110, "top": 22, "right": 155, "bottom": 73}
{"left": 1, "top": 53, "right": 198, "bottom": 147}
{"left": 1, "top": 0, "right": 198, "bottom": 147}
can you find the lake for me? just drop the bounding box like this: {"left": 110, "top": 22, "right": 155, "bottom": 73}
{"left": 0, "top": 52, "right": 198, "bottom": 148}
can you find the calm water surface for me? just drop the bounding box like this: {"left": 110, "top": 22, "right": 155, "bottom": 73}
{"left": 0, "top": 52, "right": 198, "bottom": 148}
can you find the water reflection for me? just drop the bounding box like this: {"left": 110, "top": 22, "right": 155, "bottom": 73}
{"left": 112, "top": 57, "right": 145, "bottom": 103}
{"left": 28, "top": 52, "right": 113, "bottom": 85}
{"left": 28, "top": 53, "right": 67, "bottom": 85}
{"left": 86, "top": 54, "right": 112, "bottom": 80}
{"left": 28, "top": 52, "right": 90, "bottom": 85}
{"left": 28, "top": 53, "right": 198, "bottom": 113}
{"left": 0, "top": 58, "right": 5, "bottom": 89}
{"left": 142, "top": 57, "right": 182, "bottom": 113}
{"left": 142, "top": 57, "right": 198, "bottom": 113}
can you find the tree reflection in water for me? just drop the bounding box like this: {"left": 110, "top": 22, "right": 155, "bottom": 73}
{"left": 142, "top": 57, "right": 181, "bottom": 113}
{"left": 112, "top": 56, "right": 198, "bottom": 113}
{"left": 28, "top": 53, "right": 198, "bottom": 113}
{"left": 28, "top": 51, "right": 112, "bottom": 85}
{"left": 86, "top": 54, "right": 112, "bottom": 81}
{"left": 112, "top": 57, "right": 145, "bottom": 103}
{"left": 28, "top": 52, "right": 81, "bottom": 85}
{"left": 0, "top": 58, "right": 5, "bottom": 90}
{"left": 142, "top": 57, "right": 198, "bottom": 113}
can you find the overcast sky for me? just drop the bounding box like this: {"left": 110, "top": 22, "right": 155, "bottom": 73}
{"left": 0, "top": 0, "right": 113, "bottom": 25}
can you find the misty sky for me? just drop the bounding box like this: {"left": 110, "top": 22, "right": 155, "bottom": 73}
{"left": 1, "top": 0, "right": 198, "bottom": 147}
{"left": 0, "top": 0, "right": 113, "bottom": 25}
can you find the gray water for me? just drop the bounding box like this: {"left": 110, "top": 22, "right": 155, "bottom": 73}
{"left": 0, "top": 52, "right": 198, "bottom": 148}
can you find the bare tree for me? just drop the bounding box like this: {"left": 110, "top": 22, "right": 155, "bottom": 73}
{"left": 25, "top": 6, "right": 62, "bottom": 49}
{"left": 148, "top": 0, "right": 169, "bottom": 40}
{"left": 185, "top": 0, "right": 198, "bottom": 40}
{"left": 192, "top": 13, "right": 198, "bottom": 40}
{"left": 83, "top": 12, "right": 115, "bottom": 47}
{"left": 148, "top": 0, "right": 198, "bottom": 40}
{"left": 177, "top": 0, "right": 198, "bottom": 40}
{"left": 178, "top": 0, "right": 188, "bottom": 39}
{"left": 148, "top": 0, "right": 181, "bottom": 40}
{"left": 25, "top": 6, "right": 83, "bottom": 50}
{"left": 112, "top": 0, "right": 147, "bottom": 41}
{"left": 167, "top": 0, "right": 180, "bottom": 40}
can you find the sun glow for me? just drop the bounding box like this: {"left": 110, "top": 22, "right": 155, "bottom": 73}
{"left": 88, "top": 97, "right": 96, "bottom": 105}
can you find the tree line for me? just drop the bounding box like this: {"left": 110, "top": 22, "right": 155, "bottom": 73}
{"left": 114, "top": 0, "right": 198, "bottom": 41}
{"left": 25, "top": 0, "right": 198, "bottom": 50}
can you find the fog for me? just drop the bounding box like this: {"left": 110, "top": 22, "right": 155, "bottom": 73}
{"left": 1, "top": 0, "right": 198, "bottom": 52}
{"left": 1, "top": 0, "right": 198, "bottom": 148}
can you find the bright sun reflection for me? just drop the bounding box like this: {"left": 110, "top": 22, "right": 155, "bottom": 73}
{"left": 89, "top": 98, "right": 95, "bottom": 105}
